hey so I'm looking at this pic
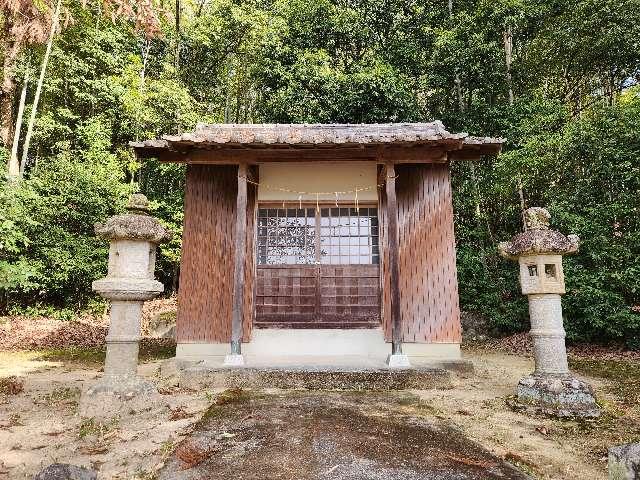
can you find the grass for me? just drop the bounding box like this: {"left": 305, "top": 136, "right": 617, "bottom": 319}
{"left": 200, "top": 388, "right": 256, "bottom": 423}
{"left": 569, "top": 357, "right": 640, "bottom": 407}
{"left": 0, "top": 376, "right": 24, "bottom": 395}
{"left": 33, "top": 341, "right": 176, "bottom": 366}
{"left": 41, "top": 386, "right": 80, "bottom": 405}
{"left": 78, "top": 417, "right": 119, "bottom": 439}
{"left": 36, "top": 347, "right": 106, "bottom": 365}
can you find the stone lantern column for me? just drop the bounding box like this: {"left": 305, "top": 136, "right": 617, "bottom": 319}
{"left": 80, "top": 194, "right": 171, "bottom": 417}
{"left": 499, "top": 207, "right": 600, "bottom": 417}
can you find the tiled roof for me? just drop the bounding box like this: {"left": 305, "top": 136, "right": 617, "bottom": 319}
{"left": 132, "top": 122, "right": 502, "bottom": 148}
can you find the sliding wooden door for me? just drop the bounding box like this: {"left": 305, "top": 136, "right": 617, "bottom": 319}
{"left": 254, "top": 206, "right": 381, "bottom": 329}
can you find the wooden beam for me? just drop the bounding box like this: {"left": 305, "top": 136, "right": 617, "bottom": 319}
{"left": 230, "top": 163, "right": 248, "bottom": 355}
{"left": 146, "top": 145, "right": 450, "bottom": 164}
{"left": 385, "top": 162, "right": 403, "bottom": 355}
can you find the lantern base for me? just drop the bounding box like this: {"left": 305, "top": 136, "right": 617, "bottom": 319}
{"left": 516, "top": 374, "right": 600, "bottom": 418}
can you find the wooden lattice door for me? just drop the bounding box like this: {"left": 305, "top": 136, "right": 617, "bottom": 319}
{"left": 255, "top": 206, "right": 381, "bottom": 328}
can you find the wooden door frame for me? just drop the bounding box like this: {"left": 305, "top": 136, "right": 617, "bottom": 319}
{"left": 253, "top": 201, "right": 382, "bottom": 329}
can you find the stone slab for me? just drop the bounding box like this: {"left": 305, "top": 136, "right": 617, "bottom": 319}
{"left": 178, "top": 365, "right": 453, "bottom": 391}
{"left": 156, "top": 391, "right": 529, "bottom": 480}
{"left": 34, "top": 463, "right": 97, "bottom": 480}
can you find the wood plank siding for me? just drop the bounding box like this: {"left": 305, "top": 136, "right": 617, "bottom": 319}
{"left": 176, "top": 164, "right": 257, "bottom": 343}
{"left": 177, "top": 162, "right": 460, "bottom": 344}
{"left": 380, "top": 164, "right": 461, "bottom": 343}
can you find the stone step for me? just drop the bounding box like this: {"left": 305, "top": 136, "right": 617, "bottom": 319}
{"left": 177, "top": 364, "right": 455, "bottom": 391}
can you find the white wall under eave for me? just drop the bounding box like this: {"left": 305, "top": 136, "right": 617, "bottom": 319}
{"left": 258, "top": 162, "right": 378, "bottom": 202}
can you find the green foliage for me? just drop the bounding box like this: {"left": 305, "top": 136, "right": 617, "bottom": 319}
{"left": 456, "top": 97, "right": 640, "bottom": 344}
{"left": 0, "top": 152, "right": 131, "bottom": 310}
{"left": 1, "top": 0, "right": 638, "bottom": 345}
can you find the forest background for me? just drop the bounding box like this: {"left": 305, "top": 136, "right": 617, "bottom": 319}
{"left": 1, "top": 0, "right": 638, "bottom": 347}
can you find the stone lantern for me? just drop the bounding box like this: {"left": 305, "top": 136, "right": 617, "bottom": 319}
{"left": 499, "top": 207, "right": 600, "bottom": 417}
{"left": 80, "top": 194, "right": 171, "bottom": 417}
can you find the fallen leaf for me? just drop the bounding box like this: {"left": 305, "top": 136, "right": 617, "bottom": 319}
{"left": 79, "top": 444, "right": 109, "bottom": 455}
{"left": 169, "top": 407, "right": 194, "bottom": 421}
{"left": 176, "top": 443, "right": 209, "bottom": 469}
{"left": 535, "top": 426, "right": 549, "bottom": 436}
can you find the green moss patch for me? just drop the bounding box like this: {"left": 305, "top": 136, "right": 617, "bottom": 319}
{"left": 32, "top": 340, "right": 176, "bottom": 366}
{"left": 569, "top": 357, "right": 640, "bottom": 407}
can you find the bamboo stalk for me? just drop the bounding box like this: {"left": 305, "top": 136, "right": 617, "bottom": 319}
{"left": 19, "top": 0, "right": 62, "bottom": 174}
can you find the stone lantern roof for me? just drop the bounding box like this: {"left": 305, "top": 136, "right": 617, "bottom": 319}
{"left": 95, "top": 194, "right": 172, "bottom": 244}
{"left": 498, "top": 207, "right": 579, "bottom": 260}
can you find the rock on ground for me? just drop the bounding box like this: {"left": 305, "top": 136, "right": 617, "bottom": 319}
{"left": 34, "top": 464, "right": 97, "bottom": 480}
{"left": 608, "top": 443, "right": 640, "bottom": 480}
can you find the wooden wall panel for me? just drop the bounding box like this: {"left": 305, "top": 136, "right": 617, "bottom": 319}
{"left": 319, "top": 265, "right": 381, "bottom": 328}
{"left": 254, "top": 265, "right": 380, "bottom": 329}
{"left": 177, "top": 164, "right": 256, "bottom": 343}
{"left": 380, "top": 164, "right": 461, "bottom": 343}
{"left": 254, "top": 266, "right": 318, "bottom": 328}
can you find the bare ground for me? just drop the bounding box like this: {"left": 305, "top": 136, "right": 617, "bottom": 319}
{"left": 0, "top": 309, "right": 638, "bottom": 480}
{"left": 0, "top": 352, "right": 211, "bottom": 479}
{"left": 0, "top": 346, "right": 638, "bottom": 479}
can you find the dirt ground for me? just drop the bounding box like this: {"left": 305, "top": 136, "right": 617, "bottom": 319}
{"left": 0, "top": 348, "right": 638, "bottom": 480}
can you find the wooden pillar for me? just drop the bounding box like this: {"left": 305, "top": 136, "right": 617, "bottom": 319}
{"left": 385, "top": 162, "right": 403, "bottom": 355}
{"left": 230, "top": 162, "right": 248, "bottom": 355}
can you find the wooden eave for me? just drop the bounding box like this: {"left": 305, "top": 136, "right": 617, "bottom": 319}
{"left": 130, "top": 123, "right": 503, "bottom": 164}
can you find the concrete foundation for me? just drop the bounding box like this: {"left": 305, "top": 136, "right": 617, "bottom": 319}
{"left": 175, "top": 328, "right": 464, "bottom": 369}
{"left": 386, "top": 353, "right": 411, "bottom": 368}
{"left": 177, "top": 364, "right": 453, "bottom": 391}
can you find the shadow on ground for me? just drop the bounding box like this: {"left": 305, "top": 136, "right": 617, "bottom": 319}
{"left": 158, "top": 390, "right": 530, "bottom": 480}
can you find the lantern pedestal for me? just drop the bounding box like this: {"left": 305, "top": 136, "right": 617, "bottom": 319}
{"left": 516, "top": 374, "right": 600, "bottom": 418}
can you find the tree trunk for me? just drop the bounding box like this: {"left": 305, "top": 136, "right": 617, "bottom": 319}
{"left": 174, "top": 0, "right": 181, "bottom": 133}
{"left": 517, "top": 176, "right": 526, "bottom": 229}
{"left": 0, "top": 23, "right": 20, "bottom": 149}
{"left": 7, "top": 77, "right": 28, "bottom": 178}
{"left": 448, "top": 0, "right": 465, "bottom": 113}
{"left": 20, "top": 0, "right": 62, "bottom": 174}
{"left": 503, "top": 25, "right": 514, "bottom": 106}
{"left": 175, "top": 0, "right": 181, "bottom": 70}
{"left": 503, "top": 25, "right": 525, "bottom": 224}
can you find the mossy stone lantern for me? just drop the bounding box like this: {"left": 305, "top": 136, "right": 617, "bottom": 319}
{"left": 79, "top": 194, "right": 172, "bottom": 418}
{"left": 499, "top": 207, "right": 600, "bottom": 417}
